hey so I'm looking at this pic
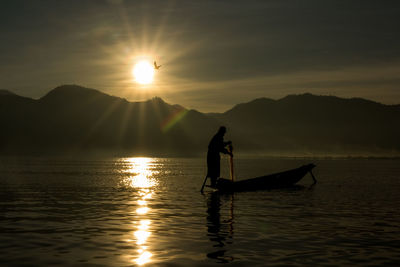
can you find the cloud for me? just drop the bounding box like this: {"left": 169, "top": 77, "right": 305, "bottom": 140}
{"left": 1, "top": 0, "right": 400, "bottom": 110}
{"left": 155, "top": 61, "right": 400, "bottom": 112}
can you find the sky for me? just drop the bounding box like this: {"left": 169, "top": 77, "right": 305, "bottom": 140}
{"left": 1, "top": 0, "right": 400, "bottom": 112}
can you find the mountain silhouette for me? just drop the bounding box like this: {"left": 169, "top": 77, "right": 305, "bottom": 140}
{"left": 212, "top": 93, "right": 400, "bottom": 154}
{"left": 0, "top": 85, "right": 219, "bottom": 155}
{"left": 1, "top": 85, "right": 399, "bottom": 156}
{"left": 0, "top": 89, "right": 17, "bottom": 96}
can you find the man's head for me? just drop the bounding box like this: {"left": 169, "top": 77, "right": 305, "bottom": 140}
{"left": 218, "top": 126, "right": 226, "bottom": 135}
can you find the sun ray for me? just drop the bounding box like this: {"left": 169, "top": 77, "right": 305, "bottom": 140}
{"left": 115, "top": 99, "right": 133, "bottom": 147}
{"left": 77, "top": 1, "right": 209, "bottom": 113}
{"left": 82, "top": 97, "right": 125, "bottom": 144}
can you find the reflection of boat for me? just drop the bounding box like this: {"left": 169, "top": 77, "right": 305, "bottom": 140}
{"left": 215, "top": 163, "right": 316, "bottom": 193}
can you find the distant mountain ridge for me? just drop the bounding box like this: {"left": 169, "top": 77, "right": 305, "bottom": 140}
{"left": 0, "top": 89, "right": 16, "bottom": 95}
{"left": 212, "top": 93, "right": 400, "bottom": 154}
{"left": 1, "top": 85, "right": 399, "bottom": 156}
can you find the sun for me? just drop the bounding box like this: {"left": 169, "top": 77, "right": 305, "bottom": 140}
{"left": 132, "top": 61, "right": 154, "bottom": 84}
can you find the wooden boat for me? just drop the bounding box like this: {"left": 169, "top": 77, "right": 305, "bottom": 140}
{"left": 215, "top": 163, "right": 316, "bottom": 192}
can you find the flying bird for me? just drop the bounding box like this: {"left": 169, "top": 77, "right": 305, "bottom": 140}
{"left": 154, "top": 61, "right": 161, "bottom": 70}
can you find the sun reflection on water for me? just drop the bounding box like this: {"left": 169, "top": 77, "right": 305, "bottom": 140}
{"left": 136, "top": 207, "right": 149, "bottom": 215}
{"left": 134, "top": 190, "right": 153, "bottom": 265}
{"left": 120, "top": 157, "right": 158, "bottom": 265}
{"left": 121, "top": 157, "right": 158, "bottom": 188}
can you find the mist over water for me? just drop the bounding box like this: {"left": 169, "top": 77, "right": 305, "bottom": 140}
{"left": 1, "top": 156, "right": 399, "bottom": 266}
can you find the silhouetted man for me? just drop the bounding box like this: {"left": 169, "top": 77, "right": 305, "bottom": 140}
{"left": 207, "top": 126, "right": 232, "bottom": 187}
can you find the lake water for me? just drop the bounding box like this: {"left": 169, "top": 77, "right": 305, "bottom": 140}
{"left": 0, "top": 156, "right": 399, "bottom": 266}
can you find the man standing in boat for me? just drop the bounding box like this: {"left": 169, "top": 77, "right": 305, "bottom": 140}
{"left": 207, "top": 126, "right": 233, "bottom": 187}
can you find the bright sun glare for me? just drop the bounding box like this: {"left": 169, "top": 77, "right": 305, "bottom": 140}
{"left": 133, "top": 61, "right": 154, "bottom": 84}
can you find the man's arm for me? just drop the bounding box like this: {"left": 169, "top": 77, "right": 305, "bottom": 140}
{"left": 221, "top": 141, "right": 233, "bottom": 156}
{"left": 223, "top": 141, "right": 232, "bottom": 146}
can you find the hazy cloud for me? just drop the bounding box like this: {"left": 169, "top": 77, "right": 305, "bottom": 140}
{"left": 1, "top": 0, "right": 400, "bottom": 110}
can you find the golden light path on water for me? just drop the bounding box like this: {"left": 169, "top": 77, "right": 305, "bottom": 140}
{"left": 120, "top": 157, "right": 158, "bottom": 265}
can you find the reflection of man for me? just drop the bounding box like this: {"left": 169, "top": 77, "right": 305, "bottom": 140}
{"left": 206, "top": 192, "right": 234, "bottom": 263}
{"left": 207, "top": 126, "right": 232, "bottom": 187}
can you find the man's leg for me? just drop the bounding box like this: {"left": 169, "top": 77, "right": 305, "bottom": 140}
{"left": 210, "top": 176, "right": 217, "bottom": 187}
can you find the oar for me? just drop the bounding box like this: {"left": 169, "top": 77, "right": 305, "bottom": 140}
{"left": 200, "top": 175, "right": 208, "bottom": 193}
{"left": 228, "top": 144, "right": 234, "bottom": 181}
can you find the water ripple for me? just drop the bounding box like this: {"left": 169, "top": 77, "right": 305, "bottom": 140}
{"left": 0, "top": 157, "right": 399, "bottom": 266}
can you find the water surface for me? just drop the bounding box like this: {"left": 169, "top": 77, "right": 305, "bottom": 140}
{"left": 1, "top": 156, "right": 399, "bottom": 266}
